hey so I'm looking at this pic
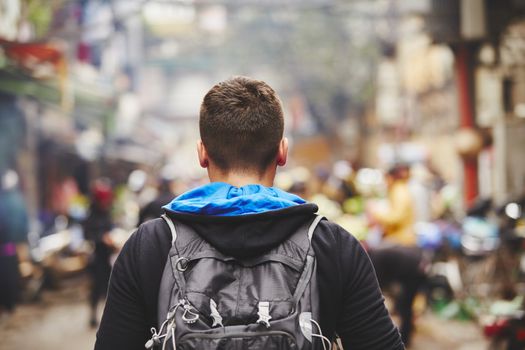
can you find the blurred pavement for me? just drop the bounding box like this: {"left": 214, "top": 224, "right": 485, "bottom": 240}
{"left": 411, "top": 312, "right": 489, "bottom": 350}
{"left": 0, "top": 276, "right": 97, "bottom": 350}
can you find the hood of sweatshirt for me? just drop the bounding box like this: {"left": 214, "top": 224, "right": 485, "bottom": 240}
{"left": 162, "top": 182, "right": 318, "bottom": 258}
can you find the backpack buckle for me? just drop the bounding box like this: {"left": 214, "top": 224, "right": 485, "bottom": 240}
{"left": 256, "top": 301, "right": 272, "bottom": 328}
{"left": 180, "top": 299, "right": 200, "bottom": 324}
{"left": 210, "top": 299, "right": 223, "bottom": 327}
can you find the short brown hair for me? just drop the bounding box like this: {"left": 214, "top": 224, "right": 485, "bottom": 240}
{"left": 199, "top": 76, "right": 284, "bottom": 173}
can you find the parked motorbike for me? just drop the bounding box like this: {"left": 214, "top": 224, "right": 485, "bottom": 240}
{"left": 456, "top": 198, "right": 503, "bottom": 300}
{"left": 496, "top": 199, "right": 525, "bottom": 291}
{"left": 416, "top": 219, "right": 463, "bottom": 305}
{"left": 483, "top": 297, "right": 525, "bottom": 350}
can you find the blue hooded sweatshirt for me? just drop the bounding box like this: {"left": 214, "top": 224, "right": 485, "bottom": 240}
{"left": 163, "top": 182, "right": 306, "bottom": 216}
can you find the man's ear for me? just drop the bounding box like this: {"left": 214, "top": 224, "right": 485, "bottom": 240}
{"left": 197, "top": 140, "right": 209, "bottom": 168}
{"left": 277, "top": 137, "right": 288, "bottom": 167}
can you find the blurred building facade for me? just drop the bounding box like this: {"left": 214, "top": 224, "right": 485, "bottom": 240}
{"left": 371, "top": 0, "right": 525, "bottom": 209}
{"left": 426, "top": 0, "right": 525, "bottom": 205}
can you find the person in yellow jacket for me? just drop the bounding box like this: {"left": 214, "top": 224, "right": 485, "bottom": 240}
{"left": 372, "top": 165, "right": 416, "bottom": 246}
{"left": 368, "top": 165, "right": 425, "bottom": 346}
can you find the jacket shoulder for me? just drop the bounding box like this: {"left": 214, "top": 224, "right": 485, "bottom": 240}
{"left": 136, "top": 218, "right": 171, "bottom": 241}
{"left": 313, "top": 219, "right": 362, "bottom": 247}
{"left": 122, "top": 218, "right": 172, "bottom": 270}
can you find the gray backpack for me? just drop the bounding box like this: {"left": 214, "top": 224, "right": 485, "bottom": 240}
{"left": 145, "top": 214, "right": 328, "bottom": 350}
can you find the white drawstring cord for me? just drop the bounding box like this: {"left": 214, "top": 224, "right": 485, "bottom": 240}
{"left": 161, "top": 319, "right": 174, "bottom": 350}
{"left": 310, "top": 319, "right": 331, "bottom": 350}
{"left": 171, "top": 325, "right": 176, "bottom": 349}
{"left": 147, "top": 301, "right": 184, "bottom": 350}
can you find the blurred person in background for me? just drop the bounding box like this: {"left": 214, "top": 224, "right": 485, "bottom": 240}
{"left": 367, "top": 244, "right": 426, "bottom": 347}
{"left": 83, "top": 178, "right": 115, "bottom": 328}
{"left": 0, "top": 170, "right": 28, "bottom": 317}
{"left": 137, "top": 175, "right": 176, "bottom": 226}
{"left": 368, "top": 164, "right": 426, "bottom": 346}
{"left": 370, "top": 164, "right": 416, "bottom": 246}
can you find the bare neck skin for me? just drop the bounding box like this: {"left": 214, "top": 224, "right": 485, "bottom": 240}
{"left": 207, "top": 164, "right": 277, "bottom": 188}
{"left": 197, "top": 138, "right": 288, "bottom": 188}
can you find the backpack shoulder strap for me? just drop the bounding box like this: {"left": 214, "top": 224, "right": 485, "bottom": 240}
{"left": 308, "top": 215, "right": 324, "bottom": 242}
{"left": 161, "top": 213, "right": 203, "bottom": 252}
{"left": 161, "top": 213, "right": 177, "bottom": 245}
{"left": 290, "top": 215, "right": 324, "bottom": 302}
{"left": 286, "top": 214, "right": 325, "bottom": 255}
{"left": 159, "top": 213, "right": 206, "bottom": 298}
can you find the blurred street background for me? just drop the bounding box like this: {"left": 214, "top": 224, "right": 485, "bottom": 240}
{"left": 1, "top": 0, "right": 525, "bottom": 349}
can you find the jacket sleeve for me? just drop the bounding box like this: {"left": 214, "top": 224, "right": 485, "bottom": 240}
{"left": 331, "top": 224, "right": 405, "bottom": 349}
{"left": 94, "top": 229, "right": 151, "bottom": 350}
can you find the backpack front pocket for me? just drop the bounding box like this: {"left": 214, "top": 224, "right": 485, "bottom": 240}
{"left": 178, "top": 330, "right": 298, "bottom": 350}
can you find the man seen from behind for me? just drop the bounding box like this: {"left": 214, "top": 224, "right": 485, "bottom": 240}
{"left": 95, "top": 76, "right": 404, "bottom": 349}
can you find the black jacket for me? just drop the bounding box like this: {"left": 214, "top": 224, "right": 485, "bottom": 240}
{"left": 95, "top": 204, "right": 404, "bottom": 349}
